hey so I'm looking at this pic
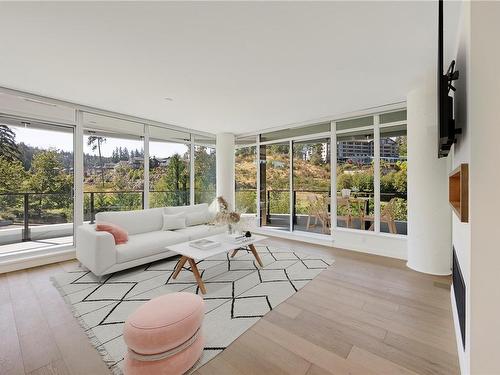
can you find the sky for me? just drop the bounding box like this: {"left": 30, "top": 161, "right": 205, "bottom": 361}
{"left": 11, "top": 125, "right": 189, "bottom": 158}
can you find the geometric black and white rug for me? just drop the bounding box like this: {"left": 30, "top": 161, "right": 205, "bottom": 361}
{"left": 52, "top": 244, "right": 334, "bottom": 374}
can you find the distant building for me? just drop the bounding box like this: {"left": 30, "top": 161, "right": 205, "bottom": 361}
{"left": 158, "top": 157, "right": 170, "bottom": 167}
{"left": 129, "top": 156, "right": 144, "bottom": 169}
{"left": 337, "top": 138, "right": 399, "bottom": 162}
{"left": 379, "top": 138, "right": 399, "bottom": 159}
{"left": 302, "top": 142, "right": 330, "bottom": 163}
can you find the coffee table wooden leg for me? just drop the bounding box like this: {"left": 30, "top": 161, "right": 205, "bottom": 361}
{"left": 230, "top": 249, "right": 239, "bottom": 258}
{"left": 172, "top": 256, "right": 188, "bottom": 279}
{"left": 249, "top": 244, "right": 264, "bottom": 267}
{"left": 188, "top": 258, "right": 207, "bottom": 294}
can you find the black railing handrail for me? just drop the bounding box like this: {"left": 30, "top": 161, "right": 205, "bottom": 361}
{"left": 0, "top": 189, "right": 215, "bottom": 196}
{"left": 0, "top": 191, "right": 72, "bottom": 196}
{"left": 235, "top": 188, "right": 407, "bottom": 197}
{"left": 84, "top": 190, "right": 188, "bottom": 194}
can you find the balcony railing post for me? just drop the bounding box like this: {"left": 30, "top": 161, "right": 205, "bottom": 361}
{"left": 292, "top": 190, "right": 297, "bottom": 225}
{"left": 90, "top": 192, "right": 95, "bottom": 224}
{"left": 141, "top": 191, "right": 145, "bottom": 209}
{"left": 22, "top": 193, "right": 30, "bottom": 242}
{"left": 266, "top": 190, "right": 271, "bottom": 223}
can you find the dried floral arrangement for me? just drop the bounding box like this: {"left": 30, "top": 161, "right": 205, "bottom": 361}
{"left": 213, "top": 196, "right": 241, "bottom": 225}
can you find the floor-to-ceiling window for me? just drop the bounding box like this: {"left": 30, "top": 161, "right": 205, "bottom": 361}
{"left": 0, "top": 116, "right": 74, "bottom": 256}
{"left": 379, "top": 112, "right": 407, "bottom": 235}
{"left": 292, "top": 138, "right": 331, "bottom": 234}
{"left": 259, "top": 142, "right": 290, "bottom": 231}
{"left": 336, "top": 118, "right": 375, "bottom": 231}
{"left": 235, "top": 142, "right": 257, "bottom": 215}
{"left": 0, "top": 89, "right": 221, "bottom": 260}
{"left": 243, "top": 110, "right": 407, "bottom": 238}
{"left": 194, "top": 135, "right": 216, "bottom": 204}
{"left": 82, "top": 113, "right": 144, "bottom": 222}
{"left": 149, "top": 126, "right": 191, "bottom": 207}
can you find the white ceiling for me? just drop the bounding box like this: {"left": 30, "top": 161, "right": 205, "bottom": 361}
{"left": 0, "top": 1, "right": 461, "bottom": 135}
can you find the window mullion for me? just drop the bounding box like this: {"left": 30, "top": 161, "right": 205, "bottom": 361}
{"left": 374, "top": 115, "right": 381, "bottom": 233}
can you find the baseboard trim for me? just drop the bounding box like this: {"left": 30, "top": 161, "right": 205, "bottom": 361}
{"left": 0, "top": 248, "right": 76, "bottom": 274}
{"left": 252, "top": 228, "right": 335, "bottom": 248}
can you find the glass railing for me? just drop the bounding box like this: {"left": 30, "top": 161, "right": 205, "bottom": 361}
{"left": 235, "top": 189, "right": 257, "bottom": 214}
{"left": 149, "top": 190, "right": 189, "bottom": 209}
{"left": 194, "top": 189, "right": 216, "bottom": 205}
{"left": 0, "top": 192, "right": 74, "bottom": 245}
{"left": 83, "top": 191, "right": 144, "bottom": 223}
{"left": 258, "top": 189, "right": 407, "bottom": 235}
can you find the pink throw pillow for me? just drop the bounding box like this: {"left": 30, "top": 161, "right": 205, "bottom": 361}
{"left": 96, "top": 223, "right": 129, "bottom": 244}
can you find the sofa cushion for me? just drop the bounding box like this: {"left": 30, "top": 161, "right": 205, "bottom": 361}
{"left": 96, "top": 208, "right": 164, "bottom": 235}
{"left": 116, "top": 230, "right": 189, "bottom": 263}
{"left": 185, "top": 211, "right": 210, "bottom": 226}
{"left": 173, "top": 224, "right": 226, "bottom": 241}
{"left": 162, "top": 213, "right": 186, "bottom": 231}
{"left": 164, "top": 203, "right": 209, "bottom": 220}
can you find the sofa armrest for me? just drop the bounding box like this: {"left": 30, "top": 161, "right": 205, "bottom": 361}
{"left": 76, "top": 224, "right": 117, "bottom": 276}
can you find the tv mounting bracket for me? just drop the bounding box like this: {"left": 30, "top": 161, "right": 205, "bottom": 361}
{"left": 445, "top": 60, "right": 460, "bottom": 93}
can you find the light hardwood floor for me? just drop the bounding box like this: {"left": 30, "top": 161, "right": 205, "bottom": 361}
{"left": 0, "top": 238, "right": 459, "bottom": 375}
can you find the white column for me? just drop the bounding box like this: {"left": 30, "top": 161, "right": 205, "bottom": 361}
{"left": 406, "top": 74, "right": 452, "bottom": 275}
{"left": 216, "top": 133, "right": 235, "bottom": 210}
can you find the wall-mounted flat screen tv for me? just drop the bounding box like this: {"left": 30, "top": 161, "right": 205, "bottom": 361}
{"left": 438, "top": 0, "right": 460, "bottom": 158}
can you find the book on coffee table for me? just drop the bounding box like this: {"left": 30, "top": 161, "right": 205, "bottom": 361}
{"left": 227, "top": 233, "right": 247, "bottom": 243}
{"left": 189, "top": 239, "right": 220, "bottom": 250}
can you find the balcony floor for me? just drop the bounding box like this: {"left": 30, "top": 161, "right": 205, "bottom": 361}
{"left": 0, "top": 236, "right": 73, "bottom": 256}
{"left": 263, "top": 214, "right": 407, "bottom": 235}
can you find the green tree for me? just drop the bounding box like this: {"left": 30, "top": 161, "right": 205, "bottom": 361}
{"left": 397, "top": 136, "right": 407, "bottom": 156}
{"left": 26, "top": 150, "right": 72, "bottom": 216}
{"left": 194, "top": 146, "right": 216, "bottom": 203}
{"left": 87, "top": 135, "right": 106, "bottom": 187}
{"left": 26, "top": 151, "right": 70, "bottom": 193}
{"left": 153, "top": 154, "right": 189, "bottom": 206}
{"left": 0, "top": 125, "right": 21, "bottom": 161}
{"left": 393, "top": 161, "right": 407, "bottom": 193}
{"left": 0, "top": 156, "right": 25, "bottom": 193}
{"left": 309, "top": 144, "right": 324, "bottom": 166}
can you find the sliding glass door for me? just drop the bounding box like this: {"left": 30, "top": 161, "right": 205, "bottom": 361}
{"left": 82, "top": 113, "right": 145, "bottom": 222}
{"left": 149, "top": 126, "right": 191, "bottom": 207}
{"left": 379, "top": 124, "right": 407, "bottom": 235}
{"left": 292, "top": 138, "right": 331, "bottom": 234}
{"left": 259, "top": 142, "right": 290, "bottom": 231}
{"left": 235, "top": 145, "right": 257, "bottom": 215}
{"left": 336, "top": 128, "right": 375, "bottom": 231}
{"left": 0, "top": 116, "right": 74, "bottom": 256}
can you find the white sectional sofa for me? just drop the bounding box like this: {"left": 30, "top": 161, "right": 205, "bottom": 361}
{"left": 76, "top": 203, "right": 225, "bottom": 277}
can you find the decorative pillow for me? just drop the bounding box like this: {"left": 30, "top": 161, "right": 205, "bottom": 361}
{"left": 185, "top": 211, "right": 209, "bottom": 226}
{"left": 96, "top": 223, "right": 129, "bottom": 245}
{"left": 162, "top": 213, "right": 187, "bottom": 231}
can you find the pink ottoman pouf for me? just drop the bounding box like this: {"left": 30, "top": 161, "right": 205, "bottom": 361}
{"left": 123, "top": 292, "right": 205, "bottom": 375}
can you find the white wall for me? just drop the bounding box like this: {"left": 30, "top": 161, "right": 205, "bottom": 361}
{"left": 332, "top": 230, "right": 407, "bottom": 260}
{"left": 468, "top": 2, "right": 500, "bottom": 374}
{"left": 450, "top": 2, "right": 500, "bottom": 374}
{"left": 449, "top": 1, "right": 470, "bottom": 372}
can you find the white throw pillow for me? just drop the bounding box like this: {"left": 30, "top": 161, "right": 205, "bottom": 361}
{"left": 162, "top": 213, "right": 186, "bottom": 231}
{"left": 185, "top": 211, "right": 210, "bottom": 226}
